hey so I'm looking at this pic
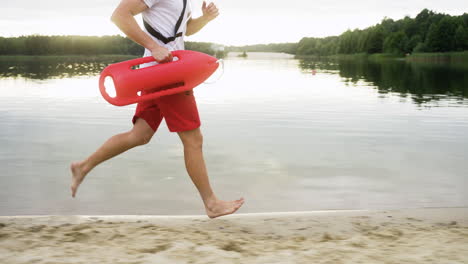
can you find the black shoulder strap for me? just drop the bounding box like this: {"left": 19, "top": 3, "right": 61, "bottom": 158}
{"left": 174, "top": 0, "right": 187, "bottom": 36}
{"left": 143, "top": 0, "right": 187, "bottom": 44}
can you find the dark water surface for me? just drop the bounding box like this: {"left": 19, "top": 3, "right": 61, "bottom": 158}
{"left": 1, "top": 53, "right": 467, "bottom": 215}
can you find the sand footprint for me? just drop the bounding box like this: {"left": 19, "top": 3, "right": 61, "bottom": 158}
{"left": 62, "top": 231, "right": 90, "bottom": 243}
{"left": 0, "top": 232, "right": 9, "bottom": 240}
{"left": 108, "top": 233, "right": 126, "bottom": 240}
{"left": 220, "top": 241, "right": 244, "bottom": 253}
{"left": 27, "top": 225, "right": 47, "bottom": 233}
{"left": 71, "top": 224, "right": 93, "bottom": 232}
{"left": 366, "top": 228, "right": 404, "bottom": 240}
{"left": 320, "top": 232, "right": 346, "bottom": 242}
{"left": 406, "top": 217, "right": 423, "bottom": 222}
{"left": 135, "top": 243, "right": 171, "bottom": 254}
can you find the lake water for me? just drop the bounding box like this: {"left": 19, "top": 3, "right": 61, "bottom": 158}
{"left": 1, "top": 52, "right": 467, "bottom": 215}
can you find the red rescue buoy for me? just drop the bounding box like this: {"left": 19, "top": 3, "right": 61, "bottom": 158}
{"left": 99, "top": 50, "right": 219, "bottom": 106}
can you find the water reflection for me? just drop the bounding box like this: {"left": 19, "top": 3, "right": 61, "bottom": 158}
{"left": 0, "top": 56, "right": 136, "bottom": 79}
{"left": 299, "top": 58, "right": 468, "bottom": 105}
{"left": 2, "top": 55, "right": 467, "bottom": 106}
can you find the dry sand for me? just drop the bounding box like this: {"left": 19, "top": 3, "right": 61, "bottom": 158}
{"left": 1, "top": 208, "right": 467, "bottom": 264}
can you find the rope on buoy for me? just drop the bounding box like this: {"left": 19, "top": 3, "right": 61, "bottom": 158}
{"left": 204, "top": 59, "right": 224, "bottom": 84}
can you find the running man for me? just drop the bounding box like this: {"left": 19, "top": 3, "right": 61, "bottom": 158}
{"left": 70, "top": 0, "right": 244, "bottom": 218}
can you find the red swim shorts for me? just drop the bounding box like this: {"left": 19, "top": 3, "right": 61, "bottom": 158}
{"left": 132, "top": 90, "right": 201, "bottom": 132}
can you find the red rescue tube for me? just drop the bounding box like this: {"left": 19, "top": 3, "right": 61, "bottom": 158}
{"left": 99, "top": 50, "right": 219, "bottom": 106}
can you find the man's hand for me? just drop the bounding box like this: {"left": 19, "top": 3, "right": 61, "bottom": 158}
{"left": 186, "top": 1, "right": 219, "bottom": 36}
{"left": 150, "top": 45, "right": 173, "bottom": 63}
{"left": 202, "top": 1, "right": 219, "bottom": 22}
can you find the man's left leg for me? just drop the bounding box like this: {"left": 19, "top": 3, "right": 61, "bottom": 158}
{"left": 178, "top": 128, "right": 244, "bottom": 218}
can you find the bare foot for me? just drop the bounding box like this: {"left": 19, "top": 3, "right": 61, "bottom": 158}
{"left": 205, "top": 197, "right": 245, "bottom": 219}
{"left": 70, "top": 162, "right": 87, "bottom": 198}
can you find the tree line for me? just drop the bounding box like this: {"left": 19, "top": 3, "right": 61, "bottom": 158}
{"left": 0, "top": 35, "right": 141, "bottom": 56}
{"left": 0, "top": 35, "right": 224, "bottom": 57}
{"left": 0, "top": 9, "right": 466, "bottom": 57}
{"left": 295, "top": 9, "right": 468, "bottom": 56}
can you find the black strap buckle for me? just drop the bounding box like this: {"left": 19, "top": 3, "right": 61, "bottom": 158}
{"left": 143, "top": 0, "right": 187, "bottom": 44}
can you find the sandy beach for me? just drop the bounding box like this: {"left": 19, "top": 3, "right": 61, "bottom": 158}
{"left": 1, "top": 208, "right": 467, "bottom": 264}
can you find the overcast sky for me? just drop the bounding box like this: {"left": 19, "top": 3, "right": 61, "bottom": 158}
{"left": 0, "top": 0, "right": 466, "bottom": 45}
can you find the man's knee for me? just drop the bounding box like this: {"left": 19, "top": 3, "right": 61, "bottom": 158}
{"left": 179, "top": 129, "right": 203, "bottom": 149}
{"left": 138, "top": 132, "right": 153, "bottom": 146}
{"left": 130, "top": 118, "right": 155, "bottom": 146}
{"left": 129, "top": 129, "right": 154, "bottom": 146}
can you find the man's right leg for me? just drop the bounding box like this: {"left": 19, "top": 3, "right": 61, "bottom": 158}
{"left": 70, "top": 118, "right": 155, "bottom": 197}
{"left": 178, "top": 128, "right": 244, "bottom": 218}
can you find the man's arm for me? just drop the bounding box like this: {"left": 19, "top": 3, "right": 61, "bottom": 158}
{"left": 111, "top": 0, "right": 172, "bottom": 62}
{"left": 186, "top": 1, "right": 219, "bottom": 36}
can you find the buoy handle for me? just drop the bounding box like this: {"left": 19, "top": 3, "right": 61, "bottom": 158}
{"left": 99, "top": 67, "right": 116, "bottom": 105}
{"left": 125, "top": 50, "right": 185, "bottom": 69}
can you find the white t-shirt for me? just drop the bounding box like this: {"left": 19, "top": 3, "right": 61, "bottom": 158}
{"left": 142, "top": 0, "right": 192, "bottom": 53}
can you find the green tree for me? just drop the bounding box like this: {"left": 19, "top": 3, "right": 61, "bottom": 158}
{"left": 454, "top": 25, "right": 468, "bottom": 50}
{"left": 426, "top": 17, "right": 458, "bottom": 52}
{"left": 413, "top": 42, "right": 428, "bottom": 53}
{"left": 383, "top": 31, "right": 408, "bottom": 54}
{"left": 406, "top": 35, "right": 422, "bottom": 53}
{"left": 366, "top": 27, "right": 384, "bottom": 53}
{"left": 415, "top": 9, "right": 434, "bottom": 40}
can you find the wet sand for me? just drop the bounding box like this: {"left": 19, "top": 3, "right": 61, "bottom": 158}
{"left": 1, "top": 208, "right": 467, "bottom": 264}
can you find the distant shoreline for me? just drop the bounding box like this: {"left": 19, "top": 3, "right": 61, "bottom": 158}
{"left": 0, "top": 54, "right": 138, "bottom": 61}
{"left": 294, "top": 51, "right": 468, "bottom": 63}
{"left": 3, "top": 51, "right": 466, "bottom": 63}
